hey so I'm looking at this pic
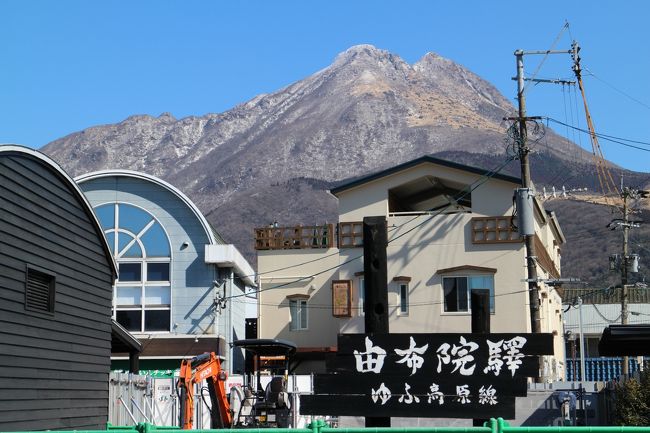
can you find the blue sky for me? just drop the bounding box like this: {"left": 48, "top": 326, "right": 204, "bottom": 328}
{"left": 2, "top": 1, "right": 649, "bottom": 173}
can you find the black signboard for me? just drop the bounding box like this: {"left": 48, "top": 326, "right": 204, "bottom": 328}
{"left": 300, "top": 332, "right": 554, "bottom": 419}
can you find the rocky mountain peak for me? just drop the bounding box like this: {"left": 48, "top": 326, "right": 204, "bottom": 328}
{"left": 332, "top": 44, "right": 411, "bottom": 77}
{"left": 333, "top": 44, "right": 391, "bottom": 63}
{"left": 41, "top": 44, "right": 626, "bottom": 280}
{"left": 158, "top": 112, "right": 177, "bottom": 122}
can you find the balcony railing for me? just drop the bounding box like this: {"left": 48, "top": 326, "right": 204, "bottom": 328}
{"left": 565, "top": 357, "right": 648, "bottom": 381}
{"left": 256, "top": 216, "right": 526, "bottom": 251}
{"left": 255, "top": 224, "right": 334, "bottom": 250}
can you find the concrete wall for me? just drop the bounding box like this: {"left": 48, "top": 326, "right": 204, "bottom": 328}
{"left": 338, "top": 213, "right": 530, "bottom": 334}
{"left": 258, "top": 249, "right": 341, "bottom": 353}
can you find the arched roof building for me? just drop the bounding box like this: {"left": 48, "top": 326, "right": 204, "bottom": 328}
{"left": 0, "top": 145, "right": 117, "bottom": 430}
{"left": 76, "top": 170, "right": 254, "bottom": 373}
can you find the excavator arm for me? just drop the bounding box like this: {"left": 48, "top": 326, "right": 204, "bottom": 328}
{"left": 177, "top": 352, "right": 233, "bottom": 429}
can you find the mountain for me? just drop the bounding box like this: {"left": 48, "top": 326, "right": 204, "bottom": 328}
{"left": 42, "top": 45, "right": 649, "bottom": 287}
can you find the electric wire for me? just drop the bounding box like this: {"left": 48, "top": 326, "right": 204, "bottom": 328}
{"left": 228, "top": 287, "right": 534, "bottom": 310}
{"left": 591, "top": 303, "right": 622, "bottom": 323}
{"left": 571, "top": 83, "right": 585, "bottom": 157}
{"left": 522, "top": 22, "right": 570, "bottom": 98}
{"left": 546, "top": 118, "right": 650, "bottom": 152}
{"left": 583, "top": 67, "right": 650, "bottom": 112}
{"left": 387, "top": 156, "right": 517, "bottom": 245}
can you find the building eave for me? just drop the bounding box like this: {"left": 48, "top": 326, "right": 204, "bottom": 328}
{"left": 330, "top": 154, "right": 521, "bottom": 196}
{"left": 205, "top": 244, "right": 257, "bottom": 287}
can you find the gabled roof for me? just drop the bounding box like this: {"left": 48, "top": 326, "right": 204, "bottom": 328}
{"left": 330, "top": 154, "right": 521, "bottom": 196}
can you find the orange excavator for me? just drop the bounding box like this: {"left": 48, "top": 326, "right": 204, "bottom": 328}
{"left": 177, "top": 352, "right": 232, "bottom": 429}
{"left": 176, "top": 339, "right": 297, "bottom": 429}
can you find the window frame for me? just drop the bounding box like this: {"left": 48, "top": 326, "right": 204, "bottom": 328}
{"left": 289, "top": 298, "right": 308, "bottom": 331}
{"left": 357, "top": 277, "right": 365, "bottom": 317}
{"left": 441, "top": 274, "right": 495, "bottom": 315}
{"left": 96, "top": 202, "right": 173, "bottom": 334}
{"left": 398, "top": 282, "right": 409, "bottom": 316}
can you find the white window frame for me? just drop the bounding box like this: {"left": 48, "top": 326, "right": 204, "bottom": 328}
{"left": 98, "top": 202, "right": 173, "bottom": 333}
{"left": 289, "top": 298, "right": 308, "bottom": 331}
{"left": 442, "top": 275, "right": 495, "bottom": 314}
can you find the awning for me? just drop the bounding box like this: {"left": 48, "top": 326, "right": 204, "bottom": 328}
{"left": 111, "top": 319, "right": 142, "bottom": 354}
{"left": 112, "top": 334, "right": 227, "bottom": 359}
{"left": 599, "top": 324, "right": 650, "bottom": 356}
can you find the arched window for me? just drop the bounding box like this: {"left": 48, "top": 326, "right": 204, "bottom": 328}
{"left": 95, "top": 203, "right": 171, "bottom": 333}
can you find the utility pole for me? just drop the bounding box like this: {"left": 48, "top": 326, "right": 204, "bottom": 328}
{"left": 511, "top": 47, "right": 573, "bottom": 382}
{"left": 607, "top": 187, "right": 647, "bottom": 375}
{"left": 621, "top": 190, "right": 630, "bottom": 375}
{"left": 514, "top": 50, "right": 541, "bottom": 337}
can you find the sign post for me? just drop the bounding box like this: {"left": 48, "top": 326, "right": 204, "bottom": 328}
{"left": 302, "top": 332, "right": 554, "bottom": 420}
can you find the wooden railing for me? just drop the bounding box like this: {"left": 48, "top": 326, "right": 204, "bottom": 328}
{"left": 534, "top": 235, "right": 561, "bottom": 279}
{"left": 255, "top": 224, "right": 334, "bottom": 250}
{"left": 255, "top": 216, "right": 529, "bottom": 250}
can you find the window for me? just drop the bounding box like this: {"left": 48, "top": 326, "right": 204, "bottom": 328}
{"left": 358, "top": 277, "right": 365, "bottom": 316}
{"left": 95, "top": 203, "right": 172, "bottom": 333}
{"left": 399, "top": 283, "right": 409, "bottom": 315}
{"left": 289, "top": 299, "right": 308, "bottom": 331}
{"left": 443, "top": 275, "right": 494, "bottom": 313}
{"left": 25, "top": 267, "right": 55, "bottom": 314}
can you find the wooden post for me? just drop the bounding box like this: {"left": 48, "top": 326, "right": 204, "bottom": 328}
{"left": 129, "top": 350, "right": 140, "bottom": 374}
{"left": 471, "top": 289, "right": 491, "bottom": 334}
{"left": 363, "top": 216, "right": 390, "bottom": 427}
{"left": 472, "top": 289, "right": 490, "bottom": 427}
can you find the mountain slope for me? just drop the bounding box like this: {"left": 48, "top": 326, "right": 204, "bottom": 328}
{"left": 42, "top": 45, "right": 649, "bottom": 286}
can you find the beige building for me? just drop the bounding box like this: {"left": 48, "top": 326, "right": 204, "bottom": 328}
{"left": 256, "top": 155, "right": 566, "bottom": 380}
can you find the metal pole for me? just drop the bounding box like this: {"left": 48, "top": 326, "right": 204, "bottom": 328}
{"left": 578, "top": 297, "right": 586, "bottom": 425}
{"left": 621, "top": 189, "right": 629, "bottom": 376}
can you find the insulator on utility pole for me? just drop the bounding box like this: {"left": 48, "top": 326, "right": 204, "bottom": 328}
{"left": 516, "top": 188, "right": 535, "bottom": 236}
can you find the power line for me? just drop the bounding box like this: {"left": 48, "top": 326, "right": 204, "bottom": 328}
{"left": 388, "top": 156, "right": 517, "bottom": 245}
{"left": 230, "top": 287, "right": 534, "bottom": 310}
{"left": 522, "top": 22, "right": 570, "bottom": 98}
{"left": 583, "top": 67, "right": 650, "bottom": 112}
{"left": 546, "top": 118, "right": 650, "bottom": 152}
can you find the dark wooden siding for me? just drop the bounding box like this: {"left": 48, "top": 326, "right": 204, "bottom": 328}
{"left": 0, "top": 153, "right": 114, "bottom": 431}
